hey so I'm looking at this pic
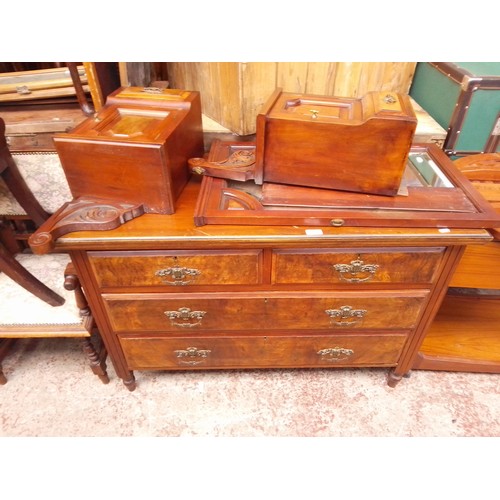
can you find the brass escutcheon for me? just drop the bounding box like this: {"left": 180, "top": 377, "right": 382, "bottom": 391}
{"left": 174, "top": 346, "right": 212, "bottom": 365}
{"left": 317, "top": 347, "right": 354, "bottom": 361}
{"left": 325, "top": 305, "right": 367, "bottom": 327}
{"left": 164, "top": 307, "right": 206, "bottom": 328}
{"left": 333, "top": 256, "right": 379, "bottom": 283}
{"left": 155, "top": 266, "right": 201, "bottom": 285}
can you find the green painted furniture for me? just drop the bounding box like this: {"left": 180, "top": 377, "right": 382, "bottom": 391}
{"left": 410, "top": 62, "right": 500, "bottom": 157}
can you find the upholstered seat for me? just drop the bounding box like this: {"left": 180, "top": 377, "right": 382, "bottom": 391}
{"left": 0, "top": 151, "right": 72, "bottom": 217}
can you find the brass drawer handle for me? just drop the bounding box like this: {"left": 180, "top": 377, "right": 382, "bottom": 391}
{"left": 333, "top": 256, "right": 379, "bottom": 283}
{"left": 164, "top": 307, "right": 206, "bottom": 328}
{"left": 155, "top": 266, "right": 201, "bottom": 285}
{"left": 325, "top": 305, "right": 367, "bottom": 327}
{"left": 174, "top": 347, "right": 212, "bottom": 365}
{"left": 317, "top": 347, "right": 354, "bottom": 362}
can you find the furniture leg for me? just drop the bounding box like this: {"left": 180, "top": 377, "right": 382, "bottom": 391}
{"left": 0, "top": 242, "right": 64, "bottom": 306}
{"left": 80, "top": 337, "right": 109, "bottom": 384}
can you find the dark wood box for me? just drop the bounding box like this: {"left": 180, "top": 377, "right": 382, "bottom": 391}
{"left": 53, "top": 87, "right": 204, "bottom": 214}
{"left": 254, "top": 89, "right": 417, "bottom": 196}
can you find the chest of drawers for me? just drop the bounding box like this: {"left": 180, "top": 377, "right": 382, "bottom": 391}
{"left": 29, "top": 178, "right": 492, "bottom": 391}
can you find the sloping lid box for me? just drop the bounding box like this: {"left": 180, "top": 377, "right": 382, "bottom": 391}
{"left": 254, "top": 89, "right": 417, "bottom": 196}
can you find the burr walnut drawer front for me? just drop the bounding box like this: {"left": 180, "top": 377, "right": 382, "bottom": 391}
{"left": 102, "top": 290, "right": 429, "bottom": 333}
{"left": 118, "top": 333, "right": 408, "bottom": 370}
{"left": 272, "top": 248, "right": 445, "bottom": 285}
{"left": 87, "top": 250, "right": 263, "bottom": 288}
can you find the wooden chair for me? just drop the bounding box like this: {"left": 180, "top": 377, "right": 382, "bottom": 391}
{"left": 0, "top": 255, "right": 109, "bottom": 384}
{"left": 0, "top": 116, "right": 109, "bottom": 384}
{"left": 0, "top": 116, "right": 68, "bottom": 305}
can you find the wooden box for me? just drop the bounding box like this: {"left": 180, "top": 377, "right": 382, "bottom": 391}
{"left": 53, "top": 86, "right": 204, "bottom": 214}
{"left": 410, "top": 62, "right": 500, "bottom": 156}
{"left": 166, "top": 62, "right": 417, "bottom": 135}
{"left": 254, "top": 89, "right": 417, "bottom": 196}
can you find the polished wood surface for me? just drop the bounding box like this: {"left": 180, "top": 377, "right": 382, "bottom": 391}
{"left": 415, "top": 153, "right": 500, "bottom": 372}
{"left": 254, "top": 90, "right": 417, "bottom": 196}
{"left": 120, "top": 333, "right": 408, "bottom": 371}
{"left": 193, "top": 142, "right": 500, "bottom": 229}
{"left": 29, "top": 173, "right": 492, "bottom": 390}
{"left": 53, "top": 87, "right": 204, "bottom": 214}
{"left": 415, "top": 293, "right": 500, "bottom": 373}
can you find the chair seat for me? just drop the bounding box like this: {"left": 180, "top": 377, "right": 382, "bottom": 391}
{"left": 0, "top": 252, "right": 110, "bottom": 384}
{"left": 0, "top": 253, "right": 86, "bottom": 334}
{"left": 0, "top": 152, "right": 72, "bottom": 216}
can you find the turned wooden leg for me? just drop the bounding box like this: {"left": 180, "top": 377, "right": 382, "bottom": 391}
{"left": 387, "top": 369, "right": 404, "bottom": 388}
{"left": 81, "top": 337, "right": 110, "bottom": 384}
{"left": 0, "top": 365, "right": 6, "bottom": 385}
{"left": 64, "top": 265, "right": 110, "bottom": 384}
{"left": 123, "top": 374, "right": 137, "bottom": 392}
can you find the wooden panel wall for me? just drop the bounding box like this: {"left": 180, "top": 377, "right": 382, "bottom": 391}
{"left": 166, "top": 62, "right": 417, "bottom": 135}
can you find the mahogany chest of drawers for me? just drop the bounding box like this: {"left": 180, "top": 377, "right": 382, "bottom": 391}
{"left": 29, "top": 179, "right": 492, "bottom": 391}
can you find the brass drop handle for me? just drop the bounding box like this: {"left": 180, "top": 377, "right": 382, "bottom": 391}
{"left": 325, "top": 305, "right": 367, "bottom": 327}
{"left": 164, "top": 307, "right": 206, "bottom": 328}
{"left": 333, "top": 256, "right": 379, "bottom": 283}
{"left": 155, "top": 266, "right": 201, "bottom": 285}
{"left": 174, "top": 347, "right": 212, "bottom": 365}
{"left": 317, "top": 347, "right": 354, "bottom": 362}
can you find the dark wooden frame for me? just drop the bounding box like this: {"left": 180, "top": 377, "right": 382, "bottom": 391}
{"left": 193, "top": 141, "right": 500, "bottom": 229}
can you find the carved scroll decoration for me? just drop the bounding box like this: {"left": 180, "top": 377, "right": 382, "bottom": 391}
{"left": 28, "top": 196, "right": 145, "bottom": 255}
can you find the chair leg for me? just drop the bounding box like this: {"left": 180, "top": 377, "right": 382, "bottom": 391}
{"left": 64, "top": 266, "right": 109, "bottom": 384}
{"left": 81, "top": 337, "right": 109, "bottom": 384}
{"left": 0, "top": 243, "right": 65, "bottom": 306}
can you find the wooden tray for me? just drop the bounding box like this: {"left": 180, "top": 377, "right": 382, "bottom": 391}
{"left": 193, "top": 141, "right": 500, "bottom": 229}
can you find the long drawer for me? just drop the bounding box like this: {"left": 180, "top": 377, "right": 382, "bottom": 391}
{"left": 272, "top": 248, "right": 445, "bottom": 285}
{"left": 119, "top": 333, "right": 408, "bottom": 370}
{"left": 88, "top": 249, "right": 264, "bottom": 288}
{"left": 103, "top": 290, "right": 429, "bottom": 333}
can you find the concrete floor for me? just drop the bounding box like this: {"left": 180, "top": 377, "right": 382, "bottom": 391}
{"left": 1, "top": 335, "right": 499, "bottom": 437}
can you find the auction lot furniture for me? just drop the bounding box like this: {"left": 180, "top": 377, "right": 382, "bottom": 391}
{"left": 414, "top": 153, "right": 500, "bottom": 372}
{"left": 29, "top": 142, "right": 498, "bottom": 390}
{"left": 410, "top": 62, "right": 500, "bottom": 156}
{"left": 0, "top": 253, "right": 109, "bottom": 385}
{"left": 53, "top": 86, "right": 204, "bottom": 215}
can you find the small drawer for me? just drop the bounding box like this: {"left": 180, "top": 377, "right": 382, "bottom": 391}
{"left": 103, "top": 290, "right": 429, "bottom": 333}
{"left": 272, "top": 247, "right": 444, "bottom": 286}
{"left": 119, "top": 333, "right": 408, "bottom": 370}
{"left": 88, "top": 250, "right": 263, "bottom": 288}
